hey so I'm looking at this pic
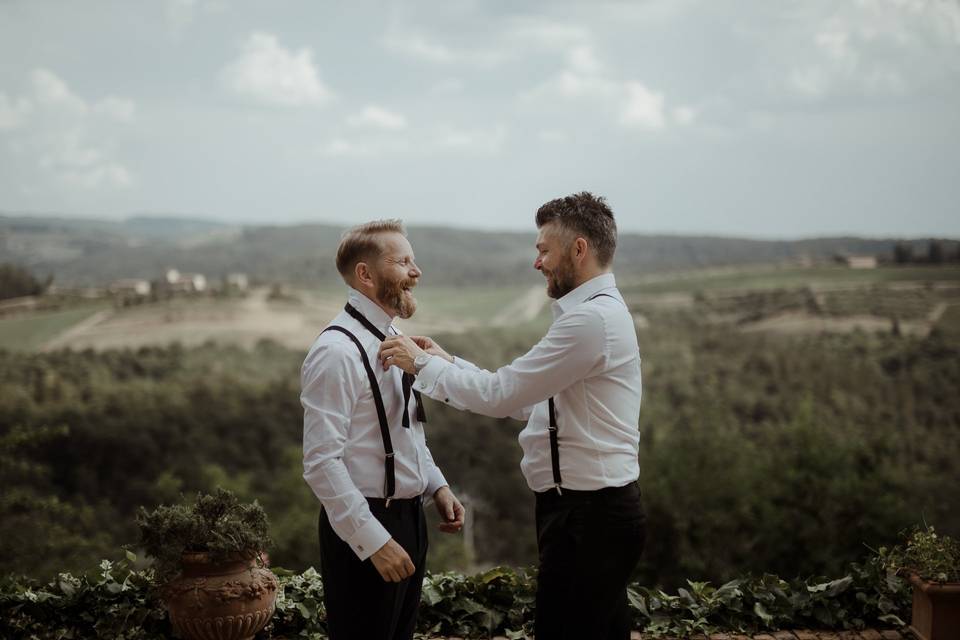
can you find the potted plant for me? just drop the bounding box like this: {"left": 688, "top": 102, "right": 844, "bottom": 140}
{"left": 881, "top": 524, "right": 960, "bottom": 640}
{"left": 136, "top": 487, "right": 279, "bottom": 640}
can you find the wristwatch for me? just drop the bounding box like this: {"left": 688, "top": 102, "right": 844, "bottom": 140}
{"left": 414, "top": 353, "right": 432, "bottom": 374}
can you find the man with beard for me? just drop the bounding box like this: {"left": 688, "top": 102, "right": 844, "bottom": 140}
{"left": 301, "top": 219, "right": 465, "bottom": 640}
{"left": 378, "top": 192, "right": 645, "bottom": 640}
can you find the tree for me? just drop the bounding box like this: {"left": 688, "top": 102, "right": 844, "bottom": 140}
{"left": 0, "top": 263, "right": 50, "bottom": 300}
{"left": 928, "top": 240, "right": 945, "bottom": 265}
{"left": 893, "top": 242, "right": 913, "bottom": 265}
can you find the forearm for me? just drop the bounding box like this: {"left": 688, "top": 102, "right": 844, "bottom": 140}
{"left": 303, "top": 455, "right": 390, "bottom": 560}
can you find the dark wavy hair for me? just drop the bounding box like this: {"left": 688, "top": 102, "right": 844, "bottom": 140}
{"left": 535, "top": 191, "right": 617, "bottom": 266}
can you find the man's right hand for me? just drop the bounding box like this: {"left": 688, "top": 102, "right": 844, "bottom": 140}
{"left": 369, "top": 538, "right": 415, "bottom": 582}
{"left": 411, "top": 336, "right": 454, "bottom": 363}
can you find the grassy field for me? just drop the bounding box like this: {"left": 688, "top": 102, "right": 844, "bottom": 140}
{"left": 4, "top": 265, "right": 959, "bottom": 352}
{"left": 620, "top": 265, "right": 960, "bottom": 295}
{"left": 0, "top": 303, "right": 108, "bottom": 351}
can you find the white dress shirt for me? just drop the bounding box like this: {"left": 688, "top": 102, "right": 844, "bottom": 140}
{"left": 301, "top": 289, "right": 448, "bottom": 560}
{"left": 414, "top": 273, "right": 641, "bottom": 493}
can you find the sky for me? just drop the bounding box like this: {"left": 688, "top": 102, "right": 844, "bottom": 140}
{"left": 1, "top": 0, "right": 958, "bottom": 238}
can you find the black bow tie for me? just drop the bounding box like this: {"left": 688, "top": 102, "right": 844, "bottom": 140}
{"left": 345, "top": 303, "right": 427, "bottom": 428}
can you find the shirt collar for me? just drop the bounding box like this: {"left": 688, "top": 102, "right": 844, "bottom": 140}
{"left": 347, "top": 287, "right": 395, "bottom": 335}
{"left": 551, "top": 272, "right": 617, "bottom": 317}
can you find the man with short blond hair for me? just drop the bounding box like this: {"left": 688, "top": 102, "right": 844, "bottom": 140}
{"left": 301, "top": 219, "right": 464, "bottom": 640}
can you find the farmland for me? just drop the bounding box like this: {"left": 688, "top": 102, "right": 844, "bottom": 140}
{"left": 2, "top": 262, "right": 959, "bottom": 589}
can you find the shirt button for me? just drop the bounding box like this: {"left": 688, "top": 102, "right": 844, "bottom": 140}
{"left": 358, "top": 545, "right": 364, "bottom": 551}
{"left": 444, "top": 398, "right": 449, "bottom": 403}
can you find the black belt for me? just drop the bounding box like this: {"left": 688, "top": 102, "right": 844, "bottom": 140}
{"left": 367, "top": 495, "right": 423, "bottom": 509}
{"left": 535, "top": 481, "right": 639, "bottom": 504}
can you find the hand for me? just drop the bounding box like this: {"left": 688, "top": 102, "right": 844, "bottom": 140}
{"left": 433, "top": 486, "right": 465, "bottom": 533}
{"left": 411, "top": 336, "right": 454, "bottom": 363}
{"left": 369, "top": 538, "right": 416, "bottom": 582}
{"left": 378, "top": 335, "right": 425, "bottom": 374}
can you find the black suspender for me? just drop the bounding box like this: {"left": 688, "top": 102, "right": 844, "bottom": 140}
{"left": 547, "top": 290, "right": 623, "bottom": 495}
{"left": 321, "top": 325, "right": 398, "bottom": 500}
{"left": 344, "top": 303, "right": 427, "bottom": 426}
{"left": 319, "top": 303, "right": 429, "bottom": 503}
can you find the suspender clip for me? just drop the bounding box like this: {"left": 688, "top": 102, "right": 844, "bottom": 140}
{"left": 385, "top": 452, "right": 395, "bottom": 458}
{"left": 385, "top": 498, "right": 392, "bottom": 508}
{"left": 554, "top": 484, "right": 562, "bottom": 495}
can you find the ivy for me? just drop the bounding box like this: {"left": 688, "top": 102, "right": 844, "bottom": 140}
{"left": 1, "top": 553, "right": 909, "bottom": 639}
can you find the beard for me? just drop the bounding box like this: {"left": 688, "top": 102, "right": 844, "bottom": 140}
{"left": 375, "top": 274, "right": 418, "bottom": 319}
{"left": 543, "top": 254, "right": 577, "bottom": 299}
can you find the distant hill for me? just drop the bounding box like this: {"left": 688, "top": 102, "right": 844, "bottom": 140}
{"left": 1, "top": 212, "right": 954, "bottom": 287}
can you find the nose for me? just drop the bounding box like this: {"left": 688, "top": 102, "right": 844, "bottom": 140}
{"left": 409, "top": 261, "right": 422, "bottom": 278}
{"left": 534, "top": 255, "right": 542, "bottom": 270}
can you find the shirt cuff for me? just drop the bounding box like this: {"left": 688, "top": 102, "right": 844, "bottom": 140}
{"left": 346, "top": 515, "right": 392, "bottom": 561}
{"left": 425, "top": 465, "right": 448, "bottom": 498}
{"left": 414, "top": 355, "right": 452, "bottom": 397}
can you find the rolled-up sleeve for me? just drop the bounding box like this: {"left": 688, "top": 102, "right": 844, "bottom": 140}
{"left": 301, "top": 341, "right": 390, "bottom": 560}
{"left": 414, "top": 307, "right": 606, "bottom": 419}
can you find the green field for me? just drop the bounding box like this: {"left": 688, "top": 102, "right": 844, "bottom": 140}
{"left": 0, "top": 303, "right": 108, "bottom": 351}
{"left": 620, "top": 265, "right": 960, "bottom": 295}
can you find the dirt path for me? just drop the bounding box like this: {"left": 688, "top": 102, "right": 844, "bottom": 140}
{"left": 41, "top": 309, "right": 114, "bottom": 351}
{"left": 491, "top": 285, "right": 548, "bottom": 326}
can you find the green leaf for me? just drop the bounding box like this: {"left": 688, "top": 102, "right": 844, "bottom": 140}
{"left": 753, "top": 601, "right": 773, "bottom": 624}
{"left": 58, "top": 579, "right": 75, "bottom": 596}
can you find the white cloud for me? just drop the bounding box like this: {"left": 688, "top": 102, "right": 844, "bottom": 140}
{"left": 95, "top": 96, "right": 136, "bottom": 122}
{"left": 347, "top": 105, "right": 407, "bottom": 130}
{"left": 36, "top": 129, "right": 134, "bottom": 189}
{"left": 505, "top": 20, "right": 590, "bottom": 48}
{"left": 620, "top": 82, "right": 666, "bottom": 130}
{"left": 63, "top": 164, "right": 133, "bottom": 190}
{"left": 784, "top": 1, "right": 958, "bottom": 100}
{"left": 31, "top": 68, "right": 87, "bottom": 114}
{"left": 382, "top": 32, "right": 505, "bottom": 68}
{"left": 322, "top": 122, "right": 507, "bottom": 159}
{"left": 222, "top": 32, "right": 333, "bottom": 107}
{"left": 789, "top": 67, "right": 829, "bottom": 97}
{"left": 434, "top": 124, "right": 506, "bottom": 154}
{"left": 1, "top": 70, "right": 135, "bottom": 190}
{"left": 165, "top": 0, "right": 226, "bottom": 31}
{"left": 429, "top": 78, "right": 465, "bottom": 95}
{"left": 522, "top": 48, "right": 692, "bottom": 133}
{"left": 568, "top": 45, "right": 603, "bottom": 74}
{"left": 322, "top": 138, "right": 373, "bottom": 158}
{"left": 0, "top": 93, "right": 32, "bottom": 130}
{"left": 672, "top": 106, "right": 697, "bottom": 126}
{"left": 538, "top": 130, "right": 569, "bottom": 144}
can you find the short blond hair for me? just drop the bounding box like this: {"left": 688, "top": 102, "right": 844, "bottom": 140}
{"left": 335, "top": 219, "right": 406, "bottom": 281}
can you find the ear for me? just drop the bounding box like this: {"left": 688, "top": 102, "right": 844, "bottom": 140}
{"left": 355, "top": 261, "right": 375, "bottom": 288}
{"left": 573, "top": 237, "right": 589, "bottom": 262}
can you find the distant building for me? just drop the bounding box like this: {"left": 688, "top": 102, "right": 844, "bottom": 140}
{"left": 165, "top": 268, "right": 207, "bottom": 293}
{"left": 840, "top": 255, "right": 878, "bottom": 269}
{"left": 109, "top": 279, "right": 151, "bottom": 297}
{"left": 225, "top": 273, "right": 249, "bottom": 291}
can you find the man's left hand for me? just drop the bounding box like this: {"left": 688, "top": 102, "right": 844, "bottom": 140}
{"left": 379, "top": 335, "right": 425, "bottom": 374}
{"left": 433, "top": 486, "right": 465, "bottom": 533}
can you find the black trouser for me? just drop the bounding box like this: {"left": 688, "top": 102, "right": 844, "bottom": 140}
{"left": 318, "top": 497, "right": 428, "bottom": 640}
{"left": 534, "top": 482, "right": 646, "bottom": 640}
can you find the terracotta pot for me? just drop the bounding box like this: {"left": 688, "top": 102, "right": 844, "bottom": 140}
{"left": 908, "top": 573, "right": 960, "bottom": 640}
{"left": 163, "top": 551, "right": 278, "bottom": 640}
